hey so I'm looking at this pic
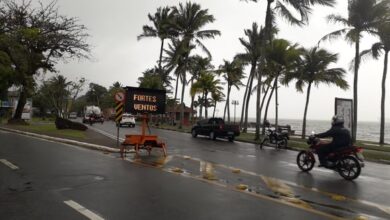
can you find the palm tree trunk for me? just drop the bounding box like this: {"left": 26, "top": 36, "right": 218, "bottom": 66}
{"left": 223, "top": 84, "right": 229, "bottom": 120}
{"left": 380, "top": 51, "right": 388, "bottom": 144}
{"left": 227, "top": 86, "right": 231, "bottom": 123}
{"left": 240, "top": 73, "right": 252, "bottom": 127}
{"left": 244, "top": 63, "right": 256, "bottom": 133}
{"left": 263, "top": 79, "right": 276, "bottom": 135}
{"left": 174, "top": 73, "right": 179, "bottom": 102}
{"left": 199, "top": 92, "right": 205, "bottom": 119}
{"left": 213, "top": 101, "right": 217, "bottom": 117}
{"left": 260, "top": 85, "right": 270, "bottom": 115}
{"left": 255, "top": 71, "right": 262, "bottom": 140}
{"left": 205, "top": 92, "right": 208, "bottom": 119}
{"left": 352, "top": 38, "right": 360, "bottom": 143}
{"left": 259, "top": 85, "right": 270, "bottom": 134}
{"left": 256, "top": 0, "right": 273, "bottom": 140}
{"left": 302, "top": 82, "right": 312, "bottom": 139}
{"left": 158, "top": 39, "right": 165, "bottom": 73}
{"left": 275, "top": 75, "right": 279, "bottom": 130}
{"left": 179, "top": 76, "right": 186, "bottom": 129}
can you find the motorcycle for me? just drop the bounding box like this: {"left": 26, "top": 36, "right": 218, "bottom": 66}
{"left": 260, "top": 128, "right": 289, "bottom": 149}
{"left": 296, "top": 134, "right": 365, "bottom": 180}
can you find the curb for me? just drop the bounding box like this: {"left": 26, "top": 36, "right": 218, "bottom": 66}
{"left": 0, "top": 126, "right": 121, "bottom": 153}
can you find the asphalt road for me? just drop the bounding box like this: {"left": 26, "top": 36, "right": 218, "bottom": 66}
{"left": 1, "top": 121, "right": 390, "bottom": 220}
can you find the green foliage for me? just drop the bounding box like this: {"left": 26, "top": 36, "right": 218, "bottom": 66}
{"left": 85, "top": 83, "right": 108, "bottom": 107}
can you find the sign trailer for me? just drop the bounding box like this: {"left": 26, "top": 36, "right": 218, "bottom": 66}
{"left": 121, "top": 87, "right": 167, "bottom": 157}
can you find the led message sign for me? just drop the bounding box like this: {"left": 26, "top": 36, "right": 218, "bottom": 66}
{"left": 124, "top": 87, "right": 166, "bottom": 114}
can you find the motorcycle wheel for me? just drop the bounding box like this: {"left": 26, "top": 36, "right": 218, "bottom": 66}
{"left": 337, "top": 156, "right": 361, "bottom": 181}
{"left": 278, "top": 138, "right": 288, "bottom": 149}
{"left": 297, "top": 151, "right": 315, "bottom": 172}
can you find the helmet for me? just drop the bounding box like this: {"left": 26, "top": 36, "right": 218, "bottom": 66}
{"left": 331, "top": 115, "right": 344, "bottom": 126}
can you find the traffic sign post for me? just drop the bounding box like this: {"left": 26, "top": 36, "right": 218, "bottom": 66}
{"left": 115, "top": 91, "right": 125, "bottom": 148}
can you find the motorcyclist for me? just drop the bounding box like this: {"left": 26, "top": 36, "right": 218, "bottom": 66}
{"left": 315, "top": 115, "right": 352, "bottom": 167}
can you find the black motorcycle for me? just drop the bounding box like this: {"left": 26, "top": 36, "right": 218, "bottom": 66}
{"left": 260, "top": 128, "right": 289, "bottom": 149}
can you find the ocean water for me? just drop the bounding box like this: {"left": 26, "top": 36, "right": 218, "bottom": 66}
{"left": 247, "top": 118, "right": 390, "bottom": 143}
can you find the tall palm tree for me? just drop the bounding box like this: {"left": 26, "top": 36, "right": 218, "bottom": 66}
{"left": 244, "top": 0, "right": 336, "bottom": 140}
{"left": 138, "top": 6, "right": 176, "bottom": 74}
{"left": 217, "top": 58, "right": 245, "bottom": 122}
{"left": 285, "top": 47, "right": 348, "bottom": 139}
{"left": 360, "top": 21, "right": 390, "bottom": 144}
{"left": 192, "top": 72, "right": 223, "bottom": 119}
{"left": 265, "top": 39, "right": 300, "bottom": 129}
{"left": 172, "top": 1, "right": 220, "bottom": 128}
{"left": 319, "top": 0, "right": 389, "bottom": 142}
{"left": 236, "top": 23, "right": 263, "bottom": 133}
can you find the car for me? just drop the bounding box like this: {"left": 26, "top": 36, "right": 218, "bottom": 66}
{"left": 191, "top": 118, "right": 240, "bottom": 142}
{"left": 69, "top": 112, "right": 78, "bottom": 119}
{"left": 118, "top": 113, "right": 136, "bottom": 127}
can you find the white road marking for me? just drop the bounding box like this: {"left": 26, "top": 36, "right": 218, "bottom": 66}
{"left": 0, "top": 159, "right": 19, "bottom": 170}
{"left": 64, "top": 200, "right": 104, "bottom": 220}
{"left": 87, "top": 126, "right": 125, "bottom": 142}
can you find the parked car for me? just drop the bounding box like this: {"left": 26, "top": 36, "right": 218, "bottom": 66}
{"left": 82, "top": 106, "right": 104, "bottom": 124}
{"left": 118, "top": 113, "right": 136, "bottom": 127}
{"left": 69, "top": 112, "right": 78, "bottom": 119}
{"left": 191, "top": 118, "right": 240, "bottom": 142}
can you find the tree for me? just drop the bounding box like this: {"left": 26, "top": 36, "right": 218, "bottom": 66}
{"left": 218, "top": 58, "right": 245, "bottom": 122}
{"left": 85, "top": 83, "right": 107, "bottom": 107}
{"left": 360, "top": 21, "right": 390, "bottom": 144}
{"left": 285, "top": 47, "right": 348, "bottom": 139}
{"left": 264, "top": 39, "right": 300, "bottom": 129}
{"left": 171, "top": 2, "right": 220, "bottom": 128}
{"left": 0, "top": 1, "right": 90, "bottom": 121}
{"left": 138, "top": 6, "right": 177, "bottom": 76}
{"left": 192, "top": 72, "right": 223, "bottom": 119}
{"left": 243, "top": 0, "right": 336, "bottom": 140}
{"left": 138, "top": 68, "right": 164, "bottom": 90}
{"left": 188, "top": 55, "right": 213, "bottom": 122}
{"left": 236, "top": 23, "right": 263, "bottom": 133}
{"left": 211, "top": 89, "right": 225, "bottom": 118}
{"left": 319, "top": 0, "right": 389, "bottom": 142}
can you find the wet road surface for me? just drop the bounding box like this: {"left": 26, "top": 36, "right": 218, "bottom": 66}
{"left": 1, "top": 121, "right": 390, "bottom": 219}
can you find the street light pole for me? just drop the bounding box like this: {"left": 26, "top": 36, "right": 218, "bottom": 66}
{"left": 231, "top": 100, "right": 239, "bottom": 124}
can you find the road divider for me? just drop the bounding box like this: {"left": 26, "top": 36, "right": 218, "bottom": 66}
{"left": 0, "top": 159, "right": 19, "bottom": 170}
{"left": 0, "top": 127, "right": 120, "bottom": 153}
{"left": 64, "top": 200, "right": 104, "bottom": 220}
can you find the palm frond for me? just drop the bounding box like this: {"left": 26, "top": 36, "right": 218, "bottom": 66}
{"left": 318, "top": 28, "right": 349, "bottom": 45}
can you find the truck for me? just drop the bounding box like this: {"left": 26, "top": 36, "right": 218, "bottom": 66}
{"left": 191, "top": 118, "right": 240, "bottom": 142}
{"left": 82, "top": 106, "right": 104, "bottom": 124}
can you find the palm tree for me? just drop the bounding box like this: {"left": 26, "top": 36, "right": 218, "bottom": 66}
{"left": 192, "top": 72, "right": 223, "bottom": 119}
{"left": 319, "top": 0, "right": 389, "bottom": 142}
{"left": 217, "top": 58, "right": 245, "bottom": 123}
{"left": 244, "top": 0, "right": 336, "bottom": 140}
{"left": 211, "top": 89, "right": 225, "bottom": 118}
{"left": 265, "top": 39, "right": 300, "bottom": 129}
{"left": 285, "top": 47, "right": 348, "bottom": 139}
{"left": 138, "top": 6, "right": 176, "bottom": 74}
{"left": 236, "top": 23, "right": 263, "bottom": 133}
{"left": 360, "top": 22, "right": 390, "bottom": 144}
{"left": 188, "top": 56, "right": 214, "bottom": 122}
{"left": 171, "top": 2, "right": 220, "bottom": 128}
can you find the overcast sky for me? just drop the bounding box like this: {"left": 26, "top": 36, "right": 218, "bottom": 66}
{"left": 36, "top": 0, "right": 387, "bottom": 122}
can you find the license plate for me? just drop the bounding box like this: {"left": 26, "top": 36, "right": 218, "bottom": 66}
{"left": 228, "top": 132, "right": 234, "bottom": 135}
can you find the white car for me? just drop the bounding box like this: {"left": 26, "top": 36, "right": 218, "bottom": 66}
{"left": 119, "top": 113, "right": 136, "bottom": 127}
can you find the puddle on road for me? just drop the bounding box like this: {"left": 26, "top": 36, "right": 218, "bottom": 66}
{"left": 123, "top": 154, "right": 390, "bottom": 220}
